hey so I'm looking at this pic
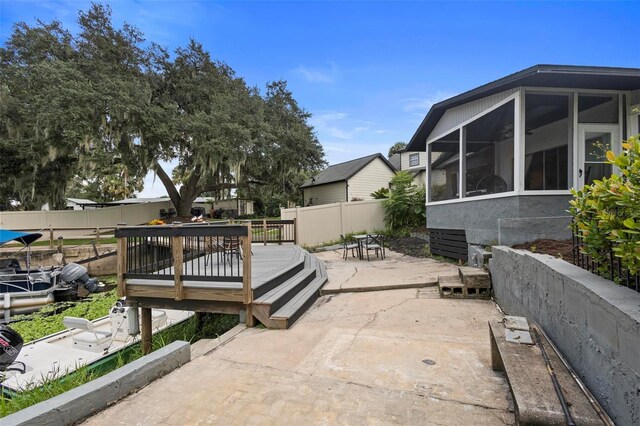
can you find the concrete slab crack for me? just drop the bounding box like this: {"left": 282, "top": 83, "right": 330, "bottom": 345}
{"left": 339, "top": 267, "right": 358, "bottom": 289}
{"left": 415, "top": 390, "right": 511, "bottom": 413}
{"left": 350, "top": 312, "right": 378, "bottom": 345}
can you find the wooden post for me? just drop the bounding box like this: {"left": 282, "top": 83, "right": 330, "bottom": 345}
{"left": 49, "top": 227, "right": 54, "bottom": 248}
{"left": 173, "top": 235, "right": 184, "bottom": 301}
{"left": 242, "top": 222, "right": 254, "bottom": 326}
{"left": 95, "top": 227, "right": 101, "bottom": 246}
{"left": 116, "top": 237, "right": 127, "bottom": 298}
{"left": 141, "top": 307, "right": 152, "bottom": 355}
{"left": 263, "top": 219, "right": 267, "bottom": 246}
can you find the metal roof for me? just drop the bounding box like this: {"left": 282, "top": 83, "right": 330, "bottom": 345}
{"left": 406, "top": 64, "right": 640, "bottom": 152}
{"left": 301, "top": 153, "right": 396, "bottom": 188}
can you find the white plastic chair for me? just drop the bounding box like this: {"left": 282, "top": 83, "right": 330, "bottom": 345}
{"left": 63, "top": 316, "right": 112, "bottom": 352}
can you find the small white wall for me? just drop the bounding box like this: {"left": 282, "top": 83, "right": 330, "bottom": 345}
{"left": 0, "top": 201, "right": 173, "bottom": 232}
{"left": 347, "top": 157, "right": 395, "bottom": 200}
{"left": 303, "top": 182, "right": 346, "bottom": 206}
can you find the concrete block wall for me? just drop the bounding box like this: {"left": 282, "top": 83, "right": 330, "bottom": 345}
{"left": 489, "top": 246, "right": 640, "bottom": 425}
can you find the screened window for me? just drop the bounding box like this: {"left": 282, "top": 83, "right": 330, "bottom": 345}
{"left": 524, "top": 93, "right": 572, "bottom": 190}
{"left": 464, "top": 100, "right": 515, "bottom": 197}
{"left": 428, "top": 130, "right": 460, "bottom": 202}
{"left": 578, "top": 94, "right": 618, "bottom": 123}
{"left": 409, "top": 153, "right": 420, "bottom": 167}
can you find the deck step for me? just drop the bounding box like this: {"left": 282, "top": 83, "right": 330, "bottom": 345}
{"left": 269, "top": 260, "right": 328, "bottom": 329}
{"left": 253, "top": 256, "right": 317, "bottom": 316}
{"left": 251, "top": 249, "right": 328, "bottom": 329}
{"left": 252, "top": 247, "right": 306, "bottom": 299}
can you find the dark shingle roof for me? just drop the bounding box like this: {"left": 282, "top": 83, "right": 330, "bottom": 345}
{"left": 407, "top": 64, "right": 640, "bottom": 152}
{"left": 388, "top": 153, "right": 401, "bottom": 170}
{"left": 301, "top": 153, "right": 395, "bottom": 188}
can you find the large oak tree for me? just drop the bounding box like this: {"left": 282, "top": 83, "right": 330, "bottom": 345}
{"left": 0, "top": 4, "right": 325, "bottom": 214}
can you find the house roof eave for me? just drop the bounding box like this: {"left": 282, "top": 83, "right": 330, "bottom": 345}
{"left": 406, "top": 64, "right": 640, "bottom": 152}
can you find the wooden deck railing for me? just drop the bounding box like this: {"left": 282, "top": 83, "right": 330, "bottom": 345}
{"left": 245, "top": 219, "right": 296, "bottom": 245}
{"left": 115, "top": 223, "right": 252, "bottom": 304}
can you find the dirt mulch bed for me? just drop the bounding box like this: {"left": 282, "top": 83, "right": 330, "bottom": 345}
{"left": 378, "top": 236, "right": 577, "bottom": 264}
{"left": 511, "top": 239, "right": 574, "bottom": 262}
{"left": 385, "top": 236, "right": 431, "bottom": 258}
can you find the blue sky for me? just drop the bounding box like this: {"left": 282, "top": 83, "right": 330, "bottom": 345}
{"left": 1, "top": 1, "right": 639, "bottom": 197}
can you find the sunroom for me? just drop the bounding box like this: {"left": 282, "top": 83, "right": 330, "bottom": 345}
{"left": 406, "top": 65, "right": 640, "bottom": 257}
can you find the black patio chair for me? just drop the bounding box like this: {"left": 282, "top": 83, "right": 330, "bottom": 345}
{"left": 364, "top": 234, "right": 385, "bottom": 261}
{"left": 341, "top": 234, "right": 359, "bottom": 260}
{"left": 223, "top": 236, "right": 242, "bottom": 264}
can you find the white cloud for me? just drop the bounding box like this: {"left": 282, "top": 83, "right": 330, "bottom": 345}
{"left": 402, "top": 91, "right": 457, "bottom": 113}
{"left": 310, "top": 110, "right": 371, "bottom": 140}
{"left": 310, "top": 110, "right": 348, "bottom": 126}
{"left": 293, "top": 63, "right": 338, "bottom": 83}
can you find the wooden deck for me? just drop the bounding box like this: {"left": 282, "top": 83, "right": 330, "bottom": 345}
{"left": 125, "top": 245, "right": 300, "bottom": 299}
{"left": 116, "top": 223, "right": 326, "bottom": 351}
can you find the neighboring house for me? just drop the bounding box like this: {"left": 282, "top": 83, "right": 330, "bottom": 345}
{"left": 41, "top": 198, "right": 97, "bottom": 211}
{"left": 390, "top": 150, "right": 427, "bottom": 186}
{"left": 406, "top": 64, "right": 640, "bottom": 255}
{"left": 301, "top": 153, "right": 397, "bottom": 206}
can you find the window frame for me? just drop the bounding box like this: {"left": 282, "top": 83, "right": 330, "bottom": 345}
{"left": 426, "top": 92, "right": 519, "bottom": 206}
{"left": 425, "top": 87, "right": 628, "bottom": 206}
{"left": 408, "top": 153, "right": 420, "bottom": 167}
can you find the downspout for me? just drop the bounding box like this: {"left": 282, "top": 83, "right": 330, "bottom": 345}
{"left": 345, "top": 181, "right": 349, "bottom": 202}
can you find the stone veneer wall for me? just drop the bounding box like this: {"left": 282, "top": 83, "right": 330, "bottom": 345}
{"left": 489, "top": 246, "right": 640, "bottom": 425}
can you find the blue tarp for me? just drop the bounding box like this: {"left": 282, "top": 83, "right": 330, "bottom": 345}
{"left": 0, "top": 229, "right": 42, "bottom": 246}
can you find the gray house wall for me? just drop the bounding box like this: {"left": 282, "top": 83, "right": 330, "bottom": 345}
{"left": 426, "top": 195, "right": 572, "bottom": 246}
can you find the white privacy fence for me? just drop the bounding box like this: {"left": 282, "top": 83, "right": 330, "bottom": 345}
{"left": 0, "top": 201, "right": 173, "bottom": 234}
{"left": 281, "top": 199, "right": 385, "bottom": 247}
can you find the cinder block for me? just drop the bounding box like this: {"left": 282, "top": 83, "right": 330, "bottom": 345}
{"left": 438, "top": 275, "right": 490, "bottom": 299}
{"left": 458, "top": 266, "right": 492, "bottom": 289}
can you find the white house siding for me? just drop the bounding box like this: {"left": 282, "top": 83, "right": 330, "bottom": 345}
{"left": 412, "top": 171, "right": 427, "bottom": 187}
{"left": 304, "top": 182, "right": 346, "bottom": 206}
{"left": 347, "top": 157, "right": 395, "bottom": 200}
{"left": 429, "top": 88, "right": 519, "bottom": 141}
{"left": 400, "top": 151, "right": 428, "bottom": 171}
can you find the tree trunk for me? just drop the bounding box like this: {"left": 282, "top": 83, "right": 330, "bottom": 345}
{"left": 154, "top": 163, "right": 184, "bottom": 215}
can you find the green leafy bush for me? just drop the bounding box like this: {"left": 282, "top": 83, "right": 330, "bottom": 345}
{"left": 383, "top": 171, "right": 426, "bottom": 230}
{"left": 569, "top": 135, "right": 640, "bottom": 277}
{"left": 370, "top": 187, "right": 390, "bottom": 199}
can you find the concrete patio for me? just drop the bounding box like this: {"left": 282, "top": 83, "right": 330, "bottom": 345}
{"left": 84, "top": 249, "right": 514, "bottom": 425}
